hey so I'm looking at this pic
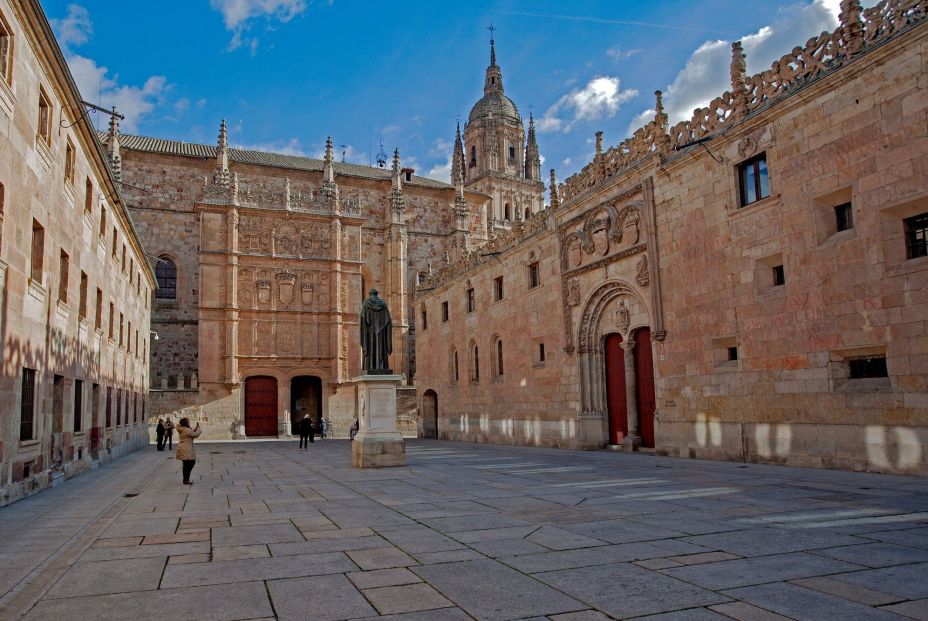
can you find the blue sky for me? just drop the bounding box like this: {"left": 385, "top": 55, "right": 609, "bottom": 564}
{"left": 43, "top": 0, "right": 851, "bottom": 183}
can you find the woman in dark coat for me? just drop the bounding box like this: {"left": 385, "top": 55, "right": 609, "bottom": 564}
{"left": 155, "top": 418, "right": 165, "bottom": 451}
{"left": 298, "top": 414, "right": 314, "bottom": 449}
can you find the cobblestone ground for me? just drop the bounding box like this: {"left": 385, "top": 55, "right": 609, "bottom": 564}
{"left": 1, "top": 440, "right": 927, "bottom": 620}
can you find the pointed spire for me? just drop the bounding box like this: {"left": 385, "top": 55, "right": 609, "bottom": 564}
{"left": 106, "top": 106, "right": 122, "bottom": 182}
{"left": 451, "top": 122, "right": 464, "bottom": 185}
{"left": 730, "top": 41, "right": 747, "bottom": 96}
{"left": 323, "top": 136, "right": 335, "bottom": 183}
{"left": 483, "top": 26, "right": 504, "bottom": 95}
{"left": 390, "top": 148, "right": 405, "bottom": 215}
{"left": 524, "top": 113, "right": 541, "bottom": 181}
{"left": 213, "top": 119, "right": 230, "bottom": 187}
{"left": 654, "top": 91, "right": 667, "bottom": 127}
{"left": 549, "top": 168, "right": 559, "bottom": 210}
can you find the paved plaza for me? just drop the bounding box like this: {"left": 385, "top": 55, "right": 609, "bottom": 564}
{"left": 0, "top": 441, "right": 927, "bottom": 620}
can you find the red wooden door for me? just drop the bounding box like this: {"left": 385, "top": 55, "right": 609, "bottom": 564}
{"left": 245, "top": 376, "right": 278, "bottom": 437}
{"left": 634, "top": 328, "right": 656, "bottom": 448}
{"left": 604, "top": 333, "right": 628, "bottom": 445}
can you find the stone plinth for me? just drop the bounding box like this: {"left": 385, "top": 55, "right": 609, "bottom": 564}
{"left": 351, "top": 375, "right": 405, "bottom": 468}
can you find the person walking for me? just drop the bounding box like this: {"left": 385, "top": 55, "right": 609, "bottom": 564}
{"left": 155, "top": 418, "right": 165, "bottom": 451}
{"left": 175, "top": 417, "right": 201, "bottom": 485}
{"left": 164, "top": 417, "right": 175, "bottom": 450}
{"left": 298, "top": 414, "right": 313, "bottom": 450}
{"left": 319, "top": 417, "right": 328, "bottom": 439}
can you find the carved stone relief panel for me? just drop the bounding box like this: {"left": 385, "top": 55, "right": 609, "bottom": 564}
{"left": 277, "top": 271, "right": 296, "bottom": 306}
{"left": 237, "top": 268, "right": 253, "bottom": 307}
{"left": 277, "top": 323, "right": 298, "bottom": 355}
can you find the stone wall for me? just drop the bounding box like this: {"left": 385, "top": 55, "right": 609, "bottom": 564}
{"left": 0, "top": 0, "right": 153, "bottom": 506}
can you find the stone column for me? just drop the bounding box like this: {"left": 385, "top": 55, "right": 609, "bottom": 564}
{"left": 278, "top": 378, "right": 291, "bottom": 437}
{"left": 621, "top": 340, "right": 641, "bottom": 450}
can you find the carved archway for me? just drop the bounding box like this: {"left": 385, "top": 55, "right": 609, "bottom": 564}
{"left": 577, "top": 280, "right": 651, "bottom": 446}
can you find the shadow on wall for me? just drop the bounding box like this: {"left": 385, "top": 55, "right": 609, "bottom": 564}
{"left": 691, "top": 413, "right": 925, "bottom": 473}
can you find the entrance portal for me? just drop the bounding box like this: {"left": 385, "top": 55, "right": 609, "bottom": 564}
{"left": 290, "top": 376, "right": 322, "bottom": 434}
{"left": 604, "top": 333, "right": 628, "bottom": 445}
{"left": 245, "top": 376, "right": 278, "bottom": 437}
{"left": 422, "top": 390, "right": 438, "bottom": 438}
{"left": 634, "top": 328, "right": 656, "bottom": 448}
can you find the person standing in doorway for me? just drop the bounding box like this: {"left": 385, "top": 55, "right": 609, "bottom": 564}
{"left": 298, "top": 414, "right": 313, "bottom": 450}
{"left": 164, "top": 417, "right": 175, "bottom": 450}
{"left": 175, "top": 417, "right": 201, "bottom": 484}
{"left": 156, "top": 418, "right": 165, "bottom": 451}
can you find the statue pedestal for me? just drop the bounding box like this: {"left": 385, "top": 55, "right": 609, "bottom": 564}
{"left": 351, "top": 374, "right": 406, "bottom": 468}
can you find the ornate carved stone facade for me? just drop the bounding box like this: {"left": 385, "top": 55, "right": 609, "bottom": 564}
{"left": 415, "top": 2, "right": 928, "bottom": 474}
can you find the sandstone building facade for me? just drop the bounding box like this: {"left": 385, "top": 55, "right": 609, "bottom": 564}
{"left": 415, "top": 1, "right": 928, "bottom": 474}
{"left": 106, "top": 36, "right": 544, "bottom": 441}
{"left": 0, "top": 0, "right": 154, "bottom": 505}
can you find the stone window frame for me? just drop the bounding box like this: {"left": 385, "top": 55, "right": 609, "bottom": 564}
{"left": 828, "top": 345, "right": 892, "bottom": 393}
{"left": 469, "top": 339, "right": 480, "bottom": 383}
{"left": 64, "top": 138, "right": 75, "bottom": 185}
{"left": 449, "top": 346, "right": 459, "bottom": 383}
{"left": 155, "top": 254, "right": 178, "bottom": 301}
{"left": 36, "top": 86, "right": 52, "bottom": 147}
{"left": 737, "top": 151, "right": 771, "bottom": 207}
{"left": 419, "top": 303, "right": 427, "bottom": 331}
{"left": 754, "top": 252, "right": 785, "bottom": 299}
{"left": 878, "top": 195, "right": 928, "bottom": 277}
{"left": 812, "top": 186, "right": 857, "bottom": 246}
{"left": 57, "top": 248, "right": 69, "bottom": 305}
{"left": 441, "top": 300, "right": 449, "bottom": 323}
{"left": 712, "top": 335, "right": 740, "bottom": 371}
{"left": 493, "top": 275, "right": 504, "bottom": 302}
{"left": 904, "top": 212, "right": 928, "bottom": 260}
{"left": 466, "top": 286, "right": 475, "bottom": 313}
{"left": 30, "top": 218, "right": 45, "bottom": 285}
{"left": 527, "top": 261, "right": 540, "bottom": 289}
{"left": 94, "top": 287, "right": 103, "bottom": 331}
{"left": 0, "top": 9, "right": 13, "bottom": 86}
{"left": 73, "top": 379, "right": 83, "bottom": 433}
{"left": 20, "top": 367, "right": 36, "bottom": 442}
{"left": 492, "top": 335, "right": 504, "bottom": 381}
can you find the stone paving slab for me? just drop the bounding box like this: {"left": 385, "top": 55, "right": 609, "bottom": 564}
{"left": 3, "top": 439, "right": 928, "bottom": 621}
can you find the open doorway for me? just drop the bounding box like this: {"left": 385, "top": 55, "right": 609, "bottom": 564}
{"left": 290, "top": 376, "right": 322, "bottom": 434}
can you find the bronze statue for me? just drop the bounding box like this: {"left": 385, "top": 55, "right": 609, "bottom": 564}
{"left": 360, "top": 289, "right": 392, "bottom": 374}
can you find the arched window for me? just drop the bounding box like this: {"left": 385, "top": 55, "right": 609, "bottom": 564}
{"left": 470, "top": 341, "right": 480, "bottom": 382}
{"left": 470, "top": 146, "right": 477, "bottom": 168}
{"left": 155, "top": 256, "right": 176, "bottom": 299}
{"left": 450, "top": 347, "right": 459, "bottom": 382}
{"left": 496, "top": 339, "right": 504, "bottom": 377}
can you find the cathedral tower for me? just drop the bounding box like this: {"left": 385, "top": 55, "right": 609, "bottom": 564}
{"left": 459, "top": 29, "right": 545, "bottom": 230}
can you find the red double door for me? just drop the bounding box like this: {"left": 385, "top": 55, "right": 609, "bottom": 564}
{"left": 244, "top": 376, "right": 278, "bottom": 437}
{"left": 604, "top": 328, "right": 656, "bottom": 448}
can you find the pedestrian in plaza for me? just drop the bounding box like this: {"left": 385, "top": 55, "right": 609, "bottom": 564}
{"left": 319, "top": 417, "right": 328, "bottom": 439}
{"left": 175, "top": 417, "right": 201, "bottom": 485}
{"left": 350, "top": 418, "right": 359, "bottom": 440}
{"left": 155, "top": 418, "right": 165, "bottom": 451}
{"left": 298, "top": 414, "right": 314, "bottom": 450}
{"left": 164, "top": 416, "right": 175, "bottom": 450}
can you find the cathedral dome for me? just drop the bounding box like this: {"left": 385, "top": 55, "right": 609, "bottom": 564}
{"left": 468, "top": 91, "right": 522, "bottom": 126}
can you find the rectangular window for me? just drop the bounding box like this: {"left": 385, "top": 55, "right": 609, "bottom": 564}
{"left": 508, "top": 145, "right": 516, "bottom": 162}
{"left": 108, "top": 302, "right": 115, "bottom": 339}
{"left": 493, "top": 276, "right": 504, "bottom": 301}
{"left": 0, "top": 11, "right": 12, "bottom": 84}
{"left": 119, "top": 312, "right": 124, "bottom": 347}
{"left": 738, "top": 152, "right": 770, "bottom": 207}
{"left": 772, "top": 265, "right": 785, "bottom": 287}
{"left": 37, "top": 88, "right": 51, "bottom": 145}
{"left": 31, "top": 219, "right": 45, "bottom": 283}
{"left": 99, "top": 206, "right": 106, "bottom": 238}
{"left": 79, "top": 271, "right": 88, "bottom": 319}
{"left": 58, "top": 249, "right": 69, "bottom": 303}
{"left": 849, "top": 356, "right": 888, "bottom": 379}
{"left": 73, "top": 379, "right": 83, "bottom": 433}
{"left": 20, "top": 368, "right": 36, "bottom": 441}
{"left": 835, "top": 202, "right": 853, "bottom": 232}
{"left": 112, "top": 226, "right": 117, "bottom": 257}
{"left": 95, "top": 288, "right": 103, "bottom": 330}
{"left": 105, "top": 387, "right": 112, "bottom": 427}
{"left": 466, "top": 288, "right": 475, "bottom": 313}
{"left": 420, "top": 308, "right": 427, "bottom": 331}
{"left": 128, "top": 320, "right": 132, "bottom": 350}
{"left": 728, "top": 346, "right": 739, "bottom": 361}
{"left": 64, "top": 140, "right": 75, "bottom": 184}
{"left": 528, "top": 262, "right": 540, "bottom": 289}
{"left": 539, "top": 343, "right": 546, "bottom": 362}
{"left": 121, "top": 244, "right": 126, "bottom": 272}
{"left": 904, "top": 213, "right": 928, "bottom": 260}
{"left": 85, "top": 177, "right": 94, "bottom": 213}
{"left": 441, "top": 301, "right": 449, "bottom": 322}
{"left": 116, "top": 389, "right": 122, "bottom": 426}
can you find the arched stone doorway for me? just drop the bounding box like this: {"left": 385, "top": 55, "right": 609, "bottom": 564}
{"left": 245, "top": 376, "right": 278, "bottom": 437}
{"left": 422, "top": 390, "right": 438, "bottom": 439}
{"left": 604, "top": 333, "right": 628, "bottom": 445}
{"left": 290, "top": 376, "right": 322, "bottom": 434}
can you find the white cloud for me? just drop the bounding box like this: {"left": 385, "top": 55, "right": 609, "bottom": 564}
{"left": 243, "top": 137, "right": 309, "bottom": 156}
{"left": 426, "top": 155, "right": 453, "bottom": 182}
{"left": 539, "top": 76, "right": 638, "bottom": 133}
{"left": 626, "top": 109, "right": 654, "bottom": 137}
{"left": 606, "top": 47, "right": 641, "bottom": 62}
{"left": 50, "top": 4, "right": 92, "bottom": 47}
{"left": 210, "top": 0, "right": 307, "bottom": 52}
{"left": 67, "top": 55, "right": 171, "bottom": 133}
{"left": 652, "top": 0, "right": 861, "bottom": 126}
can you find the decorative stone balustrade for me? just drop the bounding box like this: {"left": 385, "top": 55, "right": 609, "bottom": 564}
{"left": 201, "top": 175, "right": 361, "bottom": 217}
{"left": 557, "top": 0, "right": 927, "bottom": 203}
